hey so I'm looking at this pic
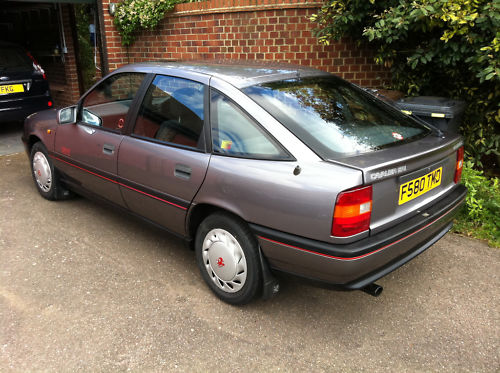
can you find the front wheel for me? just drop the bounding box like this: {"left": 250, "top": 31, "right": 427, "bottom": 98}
{"left": 195, "top": 212, "right": 262, "bottom": 305}
{"left": 30, "top": 142, "right": 67, "bottom": 200}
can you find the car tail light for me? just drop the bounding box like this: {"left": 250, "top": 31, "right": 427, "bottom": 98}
{"left": 26, "top": 51, "right": 46, "bottom": 79}
{"left": 454, "top": 146, "right": 464, "bottom": 183}
{"left": 332, "top": 185, "right": 372, "bottom": 237}
{"left": 48, "top": 101, "right": 53, "bottom": 107}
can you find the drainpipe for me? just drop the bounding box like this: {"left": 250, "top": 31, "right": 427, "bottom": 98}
{"left": 95, "top": 0, "right": 109, "bottom": 76}
{"left": 58, "top": 3, "right": 67, "bottom": 64}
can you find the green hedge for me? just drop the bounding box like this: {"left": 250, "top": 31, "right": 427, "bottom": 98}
{"left": 311, "top": 0, "right": 500, "bottom": 170}
{"left": 453, "top": 161, "right": 500, "bottom": 247}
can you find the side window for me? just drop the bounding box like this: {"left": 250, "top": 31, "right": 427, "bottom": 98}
{"left": 81, "top": 73, "right": 145, "bottom": 130}
{"left": 210, "top": 91, "right": 288, "bottom": 159}
{"left": 133, "top": 75, "right": 205, "bottom": 149}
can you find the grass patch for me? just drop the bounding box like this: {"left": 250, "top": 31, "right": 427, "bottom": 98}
{"left": 452, "top": 161, "right": 500, "bottom": 248}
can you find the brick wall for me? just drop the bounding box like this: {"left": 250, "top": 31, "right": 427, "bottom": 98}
{"left": 100, "top": 0, "right": 390, "bottom": 88}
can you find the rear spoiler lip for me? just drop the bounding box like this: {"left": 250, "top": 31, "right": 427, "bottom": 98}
{"left": 325, "top": 134, "right": 463, "bottom": 184}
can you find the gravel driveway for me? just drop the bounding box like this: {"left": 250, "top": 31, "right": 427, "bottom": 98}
{"left": 1, "top": 152, "right": 499, "bottom": 372}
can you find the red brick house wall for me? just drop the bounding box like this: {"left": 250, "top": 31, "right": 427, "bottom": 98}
{"left": 100, "top": 0, "right": 390, "bottom": 88}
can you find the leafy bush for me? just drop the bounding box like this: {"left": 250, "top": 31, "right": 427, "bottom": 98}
{"left": 311, "top": 0, "right": 500, "bottom": 169}
{"left": 453, "top": 161, "right": 500, "bottom": 247}
{"left": 114, "top": 0, "right": 179, "bottom": 46}
{"left": 114, "top": 0, "right": 203, "bottom": 47}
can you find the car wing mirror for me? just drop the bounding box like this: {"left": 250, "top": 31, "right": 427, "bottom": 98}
{"left": 57, "top": 106, "right": 77, "bottom": 125}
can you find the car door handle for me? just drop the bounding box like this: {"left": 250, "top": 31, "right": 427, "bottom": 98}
{"left": 174, "top": 164, "right": 191, "bottom": 180}
{"left": 103, "top": 143, "right": 115, "bottom": 155}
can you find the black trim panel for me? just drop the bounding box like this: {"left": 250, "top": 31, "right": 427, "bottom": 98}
{"left": 251, "top": 184, "right": 466, "bottom": 259}
{"left": 264, "top": 222, "right": 452, "bottom": 290}
{"left": 344, "top": 222, "right": 452, "bottom": 289}
{"left": 130, "top": 134, "right": 206, "bottom": 153}
{"left": 51, "top": 152, "right": 191, "bottom": 210}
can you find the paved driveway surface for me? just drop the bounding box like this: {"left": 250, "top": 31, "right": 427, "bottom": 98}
{"left": 0, "top": 152, "right": 499, "bottom": 372}
{"left": 0, "top": 122, "right": 24, "bottom": 156}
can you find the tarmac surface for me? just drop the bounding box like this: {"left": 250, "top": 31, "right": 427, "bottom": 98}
{"left": 0, "top": 149, "right": 499, "bottom": 372}
{"left": 0, "top": 122, "right": 24, "bottom": 156}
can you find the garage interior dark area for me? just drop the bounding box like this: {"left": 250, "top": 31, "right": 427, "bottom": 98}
{"left": 1, "top": 0, "right": 102, "bottom": 108}
{"left": 1, "top": 0, "right": 102, "bottom": 155}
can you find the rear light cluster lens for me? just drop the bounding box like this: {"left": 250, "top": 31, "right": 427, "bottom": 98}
{"left": 332, "top": 185, "right": 372, "bottom": 237}
{"left": 26, "top": 51, "right": 46, "bottom": 79}
{"left": 454, "top": 146, "right": 464, "bottom": 183}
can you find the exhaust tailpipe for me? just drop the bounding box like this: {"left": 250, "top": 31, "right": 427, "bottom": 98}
{"left": 362, "top": 283, "right": 383, "bottom": 297}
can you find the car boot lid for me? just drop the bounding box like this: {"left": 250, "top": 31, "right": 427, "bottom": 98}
{"left": 327, "top": 132, "right": 462, "bottom": 184}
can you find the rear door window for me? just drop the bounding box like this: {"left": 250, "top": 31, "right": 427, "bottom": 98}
{"left": 210, "top": 90, "right": 290, "bottom": 160}
{"left": 133, "top": 75, "right": 205, "bottom": 149}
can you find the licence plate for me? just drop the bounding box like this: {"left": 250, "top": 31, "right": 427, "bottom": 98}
{"left": 399, "top": 167, "right": 442, "bottom": 205}
{"left": 0, "top": 84, "right": 24, "bottom": 95}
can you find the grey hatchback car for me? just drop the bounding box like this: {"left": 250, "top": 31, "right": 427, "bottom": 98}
{"left": 23, "top": 62, "right": 466, "bottom": 304}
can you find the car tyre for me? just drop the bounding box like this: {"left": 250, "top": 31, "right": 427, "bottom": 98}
{"left": 195, "top": 212, "right": 262, "bottom": 305}
{"left": 30, "top": 142, "right": 68, "bottom": 200}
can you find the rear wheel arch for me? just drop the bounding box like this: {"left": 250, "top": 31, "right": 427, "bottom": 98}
{"left": 186, "top": 203, "right": 253, "bottom": 244}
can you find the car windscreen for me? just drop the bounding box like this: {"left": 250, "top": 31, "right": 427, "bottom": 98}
{"left": 243, "top": 77, "right": 431, "bottom": 158}
{"left": 0, "top": 47, "right": 33, "bottom": 73}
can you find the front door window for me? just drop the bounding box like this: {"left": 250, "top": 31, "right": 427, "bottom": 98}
{"left": 81, "top": 72, "right": 145, "bottom": 131}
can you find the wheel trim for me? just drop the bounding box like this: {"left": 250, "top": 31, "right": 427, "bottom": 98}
{"left": 32, "top": 151, "right": 52, "bottom": 192}
{"left": 202, "top": 228, "right": 247, "bottom": 293}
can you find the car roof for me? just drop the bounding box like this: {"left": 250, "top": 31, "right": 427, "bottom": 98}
{"left": 114, "top": 61, "right": 331, "bottom": 88}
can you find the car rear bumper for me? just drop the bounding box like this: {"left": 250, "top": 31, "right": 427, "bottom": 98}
{"left": 252, "top": 184, "right": 466, "bottom": 289}
{"left": 0, "top": 95, "right": 52, "bottom": 122}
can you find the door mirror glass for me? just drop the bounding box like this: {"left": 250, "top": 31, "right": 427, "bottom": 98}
{"left": 57, "top": 106, "right": 77, "bottom": 124}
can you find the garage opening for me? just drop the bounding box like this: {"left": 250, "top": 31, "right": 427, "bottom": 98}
{"left": 1, "top": 0, "right": 105, "bottom": 107}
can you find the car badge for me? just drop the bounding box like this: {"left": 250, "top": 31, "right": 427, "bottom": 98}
{"left": 217, "top": 257, "right": 225, "bottom": 267}
{"left": 392, "top": 132, "right": 404, "bottom": 140}
{"left": 0, "top": 76, "right": 8, "bottom": 81}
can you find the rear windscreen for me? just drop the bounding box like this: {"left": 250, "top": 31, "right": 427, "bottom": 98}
{"left": 243, "top": 77, "right": 431, "bottom": 158}
{"left": 0, "top": 47, "right": 33, "bottom": 73}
